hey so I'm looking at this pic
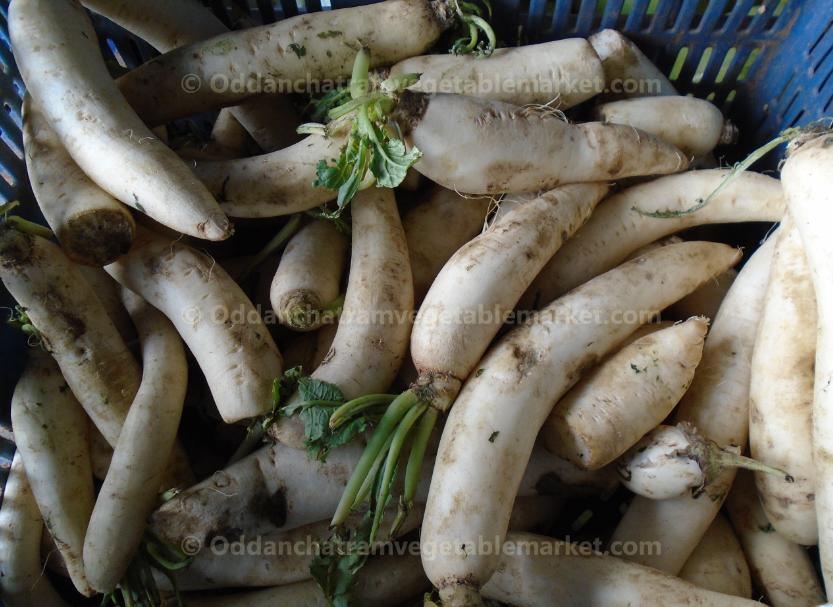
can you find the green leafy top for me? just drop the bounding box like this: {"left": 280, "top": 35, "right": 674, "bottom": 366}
{"left": 309, "top": 513, "right": 373, "bottom": 607}
{"left": 450, "top": 0, "right": 497, "bottom": 56}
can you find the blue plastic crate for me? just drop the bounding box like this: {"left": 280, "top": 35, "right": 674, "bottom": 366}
{"left": 0, "top": 0, "right": 831, "bottom": 489}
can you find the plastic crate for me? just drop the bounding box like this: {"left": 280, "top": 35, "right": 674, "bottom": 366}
{"left": 0, "top": 0, "right": 830, "bottom": 491}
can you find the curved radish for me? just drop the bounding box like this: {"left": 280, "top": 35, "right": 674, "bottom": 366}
{"left": 596, "top": 97, "right": 733, "bottom": 157}
{"left": 106, "top": 226, "right": 282, "bottom": 423}
{"left": 22, "top": 96, "right": 135, "bottom": 266}
{"left": 542, "top": 317, "right": 708, "bottom": 470}
{"left": 421, "top": 241, "right": 741, "bottom": 604}
{"left": 610, "top": 235, "right": 775, "bottom": 574}
{"left": 749, "top": 217, "right": 817, "bottom": 546}
{"left": 588, "top": 29, "right": 677, "bottom": 98}
{"left": 525, "top": 170, "right": 784, "bottom": 308}
{"left": 396, "top": 92, "right": 688, "bottom": 194}
{"left": 388, "top": 38, "right": 604, "bottom": 107}
{"left": 0, "top": 452, "right": 68, "bottom": 607}
{"left": 9, "top": 0, "right": 230, "bottom": 240}
{"left": 270, "top": 220, "right": 348, "bottom": 331}
{"left": 10, "top": 351, "right": 95, "bottom": 596}
{"left": 679, "top": 513, "right": 752, "bottom": 599}
{"left": 726, "top": 471, "right": 826, "bottom": 607}
{"left": 83, "top": 290, "right": 189, "bottom": 593}
{"left": 0, "top": 228, "right": 140, "bottom": 446}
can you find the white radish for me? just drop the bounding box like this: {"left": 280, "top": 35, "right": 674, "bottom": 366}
{"left": 9, "top": 0, "right": 230, "bottom": 240}
{"left": 397, "top": 92, "right": 688, "bottom": 194}
{"left": 749, "top": 216, "right": 818, "bottom": 545}
{"left": 0, "top": 453, "right": 68, "bottom": 607}
{"left": 283, "top": 322, "right": 339, "bottom": 372}
{"left": 679, "top": 513, "right": 752, "bottom": 598}
{"left": 76, "top": 266, "right": 135, "bottom": 342}
{"left": 83, "top": 290, "right": 189, "bottom": 593}
{"left": 610, "top": 235, "right": 775, "bottom": 574}
{"left": 270, "top": 220, "right": 348, "bottom": 331}
{"left": 543, "top": 317, "right": 708, "bottom": 469}
{"left": 0, "top": 228, "right": 140, "bottom": 446}
{"left": 588, "top": 29, "right": 677, "bottom": 97}
{"left": 421, "top": 241, "right": 741, "bottom": 604}
{"left": 525, "top": 169, "right": 784, "bottom": 308}
{"left": 106, "top": 226, "right": 282, "bottom": 423}
{"left": 667, "top": 268, "right": 737, "bottom": 320}
{"left": 10, "top": 351, "right": 95, "bottom": 596}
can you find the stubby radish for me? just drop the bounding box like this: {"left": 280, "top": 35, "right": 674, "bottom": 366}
{"left": 542, "top": 317, "right": 708, "bottom": 470}
{"left": 596, "top": 97, "right": 735, "bottom": 157}
{"left": 403, "top": 186, "right": 491, "bottom": 304}
{"left": 524, "top": 169, "right": 784, "bottom": 308}
{"left": 616, "top": 423, "right": 788, "bottom": 500}
{"left": 421, "top": 241, "right": 741, "bottom": 605}
{"left": 22, "top": 96, "right": 135, "bottom": 266}
{"left": 679, "top": 513, "right": 752, "bottom": 598}
{"left": 749, "top": 217, "right": 818, "bottom": 545}
{"left": 270, "top": 220, "right": 348, "bottom": 331}
{"left": 395, "top": 92, "right": 688, "bottom": 194}
{"left": 727, "top": 471, "right": 826, "bottom": 607}
{"left": 0, "top": 228, "right": 140, "bottom": 446}
{"left": 588, "top": 29, "right": 677, "bottom": 97}
{"left": 781, "top": 128, "right": 833, "bottom": 593}
{"left": 106, "top": 226, "right": 282, "bottom": 423}
{"left": 9, "top": 0, "right": 231, "bottom": 240}
{"left": 83, "top": 290, "right": 189, "bottom": 593}
{"left": 388, "top": 38, "right": 604, "bottom": 107}
{"left": 479, "top": 533, "right": 761, "bottom": 607}
{"left": 10, "top": 351, "right": 95, "bottom": 596}
{"left": 328, "top": 183, "right": 608, "bottom": 541}
{"left": 0, "top": 453, "right": 68, "bottom": 607}
{"left": 610, "top": 236, "right": 775, "bottom": 574}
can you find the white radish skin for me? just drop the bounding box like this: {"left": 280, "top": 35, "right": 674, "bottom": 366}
{"left": 22, "top": 96, "right": 135, "bottom": 266}
{"left": 0, "top": 453, "right": 68, "bottom": 607}
{"left": 270, "top": 220, "right": 348, "bottom": 331}
{"left": 207, "top": 108, "right": 255, "bottom": 157}
{"left": 106, "top": 226, "right": 282, "bottom": 423}
{"left": 667, "top": 268, "right": 737, "bottom": 320}
{"left": 588, "top": 29, "right": 678, "bottom": 97}
{"left": 283, "top": 321, "right": 339, "bottom": 371}
{"left": 596, "top": 97, "right": 731, "bottom": 157}
{"left": 83, "top": 290, "right": 189, "bottom": 593}
{"left": 610, "top": 236, "right": 775, "bottom": 574}
{"left": 0, "top": 228, "right": 140, "bottom": 446}
{"left": 727, "top": 471, "right": 825, "bottom": 607}
{"left": 389, "top": 38, "right": 604, "bottom": 108}
{"left": 399, "top": 92, "right": 688, "bottom": 194}
{"left": 9, "top": 0, "right": 230, "bottom": 241}
{"left": 679, "top": 513, "right": 752, "bottom": 598}
{"left": 76, "top": 266, "right": 135, "bottom": 342}
{"left": 403, "top": 187, "right": 491, "bottom": 304}
{"left": 115, "top": 0, "right": 457, "bottom": 125}
{"left": 10, "top": 352, "right": 95, "bottom": 596}
{"left": 782, "top": 131, "right": 833, "bottom": 593}
{"left": 543, "top": 317, "right": 708, "bottom": 469}
{"left": 749, "top": 217, "right": 818, "bottom": 545}
{"left": 227, "top": 95, "right": 303, "bottom": 152}
{"left": 479, "top": 533, "right": 761, "bottom": 607}
{"left": 525, "top": 170, "right": 784, "bottom": 308}
{"left": 422, "top": 241, "right": 741, "bottom": 605}
{"left": 270, "top": 188, "right": 412, "bottom": 445}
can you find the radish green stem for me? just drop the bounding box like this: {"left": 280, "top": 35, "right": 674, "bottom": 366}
{"left": 390, "top": 406, "right": 437, "bottom": 537}
{"left": 329, "top": 394, "right": 397, "bottom": 429}
{"left": 354, "top": 432, "right": 395, "bottom": 508}
{"left": 349, "top": 47, "right": 370, "bottom": 100}
{"left": 239, "top": 214, "right": 302, "bottom": 281}
{"left": 3, "top": 215, "right": 54, "bottom": 239}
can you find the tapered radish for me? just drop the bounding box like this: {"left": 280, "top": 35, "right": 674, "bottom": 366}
{"left": 22, "top": 96, "right": 135, "bottom": 266}
{"left": 749, "top": 217, "right": 817, "bottom": 545}
{"left": 542, "top": 317, "right": 708, "bottom": 470}
{"left": 0, "top": 228, "right": 140, "bottom": 446}
{"left": 667, "top": 268, "right": 737, "bottom": 320}
{"left": 480, "top": 533, "right": 761, "bottom": 607}
{"left": 388, "top": 38, "right": 604, "bottom": 107}
{"left": 11, "top": 351, "right": 95, "bottom": 596}
{"left": 83, "top": 290, "right": 189, "bottom": 593}
{"left": 679, "top": 513, "right": 752, "bottom": 598}
{"left": 9, "top": 0, "right": 230, "bottom": 240}
{"left": 106, "top": 226, "right": 282, "bottom": 423}
{"left": 726, "top": 471, "right": 825, "bottom": 607}
{"left": 596, "top": 97, "right": 734, "bottom": 157}
{"left": 0, "top": 453, "right": 68, "bottom": 607}
{"left": 588, "top": 29, "right": 677, "bottom": 97}
{"left": 270, "top": 220, "right": 348, "bottom": 331}
{"left": 396, "top": 92, "right": 687, "bottom": 194}
{"left": 421, "top": 241, "right": 741, "bottom": 605}
{"left": 610, "top": 235, "right": 775, "bottom": 574}
{"left": 525, "top": 170, "right": 784, "bottom": 308}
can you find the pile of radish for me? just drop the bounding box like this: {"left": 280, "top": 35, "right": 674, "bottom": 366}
{"left": 2, "top": 1, "right": 831, "bottom": 606}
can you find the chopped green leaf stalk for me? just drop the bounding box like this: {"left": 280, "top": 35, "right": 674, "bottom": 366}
{"left": 354, "top": 432, "right": 396, "bottom": 509}
{"left": 238, "top": 214, "right": 302, "bottom": 281}
{"left": 329, "top": 394, "right": 397, "bottom": 429}
{"left": 391, "top": 407, "right": 438, "bottom": 537}
{"left": 6, "top": 304, "right": 45, "bottom": 348}
{"left": 310, "top": 512, "right": 373, "bottom": 606}
{"left": 451, "top": 0, "right": 497, "bottom": 56}
{"left": 349, "top": 47, "right": 371, "bottom": 100}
